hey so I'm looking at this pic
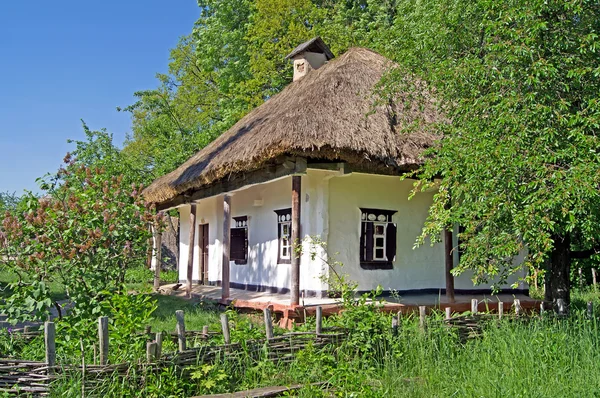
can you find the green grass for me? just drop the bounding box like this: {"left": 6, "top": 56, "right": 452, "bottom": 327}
{"left": 0, "top": 266, "right": 67, "bottom": 301}
{"left": 148, "top": 294, "right": 221, "bottom": 333}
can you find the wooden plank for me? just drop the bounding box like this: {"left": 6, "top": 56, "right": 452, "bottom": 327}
{"left": 315, "top": 306, "right": 322, "bottom": 335}
{"left": 222, "top": 195, "right": 231, "bottom": 300}
{"left": 263, "top": 308, "right": 274, "bottom": 340}
{"left": 176, "top": 310, "right": 186, "bottom": 352}
{"left": 98, "top": 317, "right": 109, "bottom": 365}
{"left": 444, "top": 227, "right": 455, "bottom": 303}
{"left": 187, "top": 203, "right": 197, "bottom": 297}
{"left": 191, "top": 382, "right": 326, "bottom": 398}
{"left": 290, "top": 176, "right": 301, "bottom": 306}
{"left": 221, "top": 314, "right": 231, "bottom": 345}
{"left": 153, "top": 225, "right": 162, "bottom": 292}
{"left": 44, "top": 322, "right": 55, "bottom": 373}
{"left": 155, "top": 332, "right": 163, "bottom": 359}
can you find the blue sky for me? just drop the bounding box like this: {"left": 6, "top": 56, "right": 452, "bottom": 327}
{"left": 0, "top": 1, "right": 200, "bottom": 194}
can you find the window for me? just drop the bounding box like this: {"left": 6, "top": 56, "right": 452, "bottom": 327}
{"left": 230, "top": 216, "right": 248, "bottom": 265}
{"left": 359, "top": 208, "right": 397, "bottom": 269}
{"left": 275, "top": 208, "right": 292, "bottom": 264}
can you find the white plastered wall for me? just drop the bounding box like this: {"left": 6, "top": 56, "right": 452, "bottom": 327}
{"left": 327, "top": 173, "right": 527, "bottom": 292}
{"left": 177, "top": 170, "right": 334, "bottom": 295}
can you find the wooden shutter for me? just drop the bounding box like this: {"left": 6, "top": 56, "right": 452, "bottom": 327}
{"left": 365, "top": 222, "right": 374, "bottom": 262}
{"left": 386, "top": 223, "right": 397, "bottom": 262}
{"left": 230, "top": 228, "right": 246, "bottom": 263}
{"left": 359, "top": 222, "right": 366, "bottom": 261}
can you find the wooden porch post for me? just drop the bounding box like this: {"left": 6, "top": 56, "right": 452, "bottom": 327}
{"left": 445, "top": 227, "right": 455, "bottom": 303}
{"left": 222, "top": 195, "right": 231, "bottom": 300}
{"left": 153, "top": 224, "right": 162, "bottom": 292}
{"left": 290, "top": 176, "right": 301, "bottom": 306}
{"left": 186, "top": 203, "right": 197, "bottom": 297}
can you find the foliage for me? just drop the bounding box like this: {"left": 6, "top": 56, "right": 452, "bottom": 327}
{"left": 374, "top": 0, "right": 600, "bottom": 303}
{"left": 0, "top": 192, "right": 19, "bottom": 214}
{"left": 0, "top": 149, "right": 161, "bottom": 325}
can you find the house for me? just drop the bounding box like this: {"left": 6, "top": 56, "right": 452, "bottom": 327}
{"left": 143, "top": 38, "right": 527, "bottom": 305}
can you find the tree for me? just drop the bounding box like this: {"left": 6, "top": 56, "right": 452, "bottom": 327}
{"left": 0, "top": 148, "right": 160, "bottom": 324}
{"left": 0, "top": 192, "right": 19, "bottom": 214}
{"left": 382, "top": 0, "right": 600, "bottom": 311}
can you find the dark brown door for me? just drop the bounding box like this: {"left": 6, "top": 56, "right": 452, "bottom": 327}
{"left": 198, "top": 224, "right": 209, "bottom": 284}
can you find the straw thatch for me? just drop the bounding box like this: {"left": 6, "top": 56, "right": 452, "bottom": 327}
{"left": 144, "top": 47, "right": 440, "bottom": 206}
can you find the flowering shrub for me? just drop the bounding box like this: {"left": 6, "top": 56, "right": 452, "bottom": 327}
{"left": 0, "top": 153, "right": 162, "bottom": 326}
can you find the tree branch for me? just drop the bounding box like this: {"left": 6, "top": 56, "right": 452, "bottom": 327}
{"left": 572, "top": 246, "right": 600, "bottom": 259}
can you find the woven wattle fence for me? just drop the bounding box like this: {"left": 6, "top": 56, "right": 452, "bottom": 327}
{"left": 0, "top": 307, "right": 347, "bottom": 396}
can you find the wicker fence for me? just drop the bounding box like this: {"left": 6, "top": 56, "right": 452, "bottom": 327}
{"left": 1, "top": 298, "right": 566, "bottom": 396}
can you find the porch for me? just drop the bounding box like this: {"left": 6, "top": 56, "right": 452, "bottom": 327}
{"left": 162, "top": 283, "right": 540, "bottom": 327}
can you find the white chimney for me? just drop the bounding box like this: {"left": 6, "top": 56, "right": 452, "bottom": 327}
{"left": 286, "top": 37, "right": 334, "bottom": 82}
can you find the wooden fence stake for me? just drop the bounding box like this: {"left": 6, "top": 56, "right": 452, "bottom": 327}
{"left": 514, "top": 299, "right": 521, "bottom": 316}
{"left": 263, "top": 308, "right": 274, "bottom": 340}
{"left": 540, "top": 302, "right": 545, "bottom": 317}
{"left": 445, "top": 307, "right": 452, "bottom": 321}
{"left": 98, "top": 316, "right": 109, "bottom": 365}
{"left": 419, "top": 306, "right": 426, "bottom": 331}
{"left": 593, "top": 268, "right": 597, "bottom": 292}
{"left": 557, "top": 298, "right": 567, "bottom": 316}
{"left": 44, "top": 321, "right": 55, "bottom": 374}
{"left": 471, "top": 299, "right": 478, "bottom": 315}
{"left": 587, "top": 301, "right": 594, "bottom": 319}
{"left": 176, "top": 310, "right": 186, "bottom": 352}
{"left": 391, "top": 316, "right": 399, "bottom": 336}
{"left": 146, "top": 341, "right": 157, "bottom": 363}
{"left": 315, "top": 306, "right": 322, "bottom": 335}
{"left": 155, "top": 332, "right": 163, "bottom": 359}
{"left": 498, "top": 302, "right": 504, "bottom": 320}
{"left": 202, "top": 325, "right": 209, "bottom": 339}
{"left": 221, "top": 313, "right": 231, "bottom": 344}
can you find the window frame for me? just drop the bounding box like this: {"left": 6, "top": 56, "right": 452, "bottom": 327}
{"left": 274, "top": 208, "right": 292, "bottom": 264}
{"left": 230, "top": 216, "right": 248, "bottom": 265}
{"left": 359, "top": 208, "right": 397, "bottom": 270}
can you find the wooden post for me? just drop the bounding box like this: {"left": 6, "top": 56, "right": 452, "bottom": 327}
{"left": 44, "top": 322, "right": 56, "bottom": 373}
{"left": 498, "top": 302, "right": 504, "bottom": 320}
{"left": 391, "top": 316, "right": 399, "bottom": 336}
{"left": 587, "top": 301, "right": 594, "bottom": 319}
{"left": 557, "top": 298, "right": 567, "bottom": 316}
{"left": 514, "top": 299, "right": 521, "bottom": 316}
{"left": 419, "top": 306, "right": 426, "bottom": 331}
{"left": 593, "top": 268, "right": 597, "bottom": 292}
{"left": 176, "top": 310, "right": 186, "bottom": 352}
{"left": 222, "top": 195, "right": 231, "bottom": 300}
{"left": 291, "top": 176, "right": 302, "bottom": 306}
{"left": 187, "top": 204, "right": 197, "bottom": 297}
{"left": 202, "top": 325, "right": 209, "bottom": 339}
{"left": 98, "top": 316, "right": 109, "bottom": 366}
{"left": 444, "top": 227, "right": 455, "bottom": 303}
{"left": 221, "top": 313, "right": 231, "bottom": 344}
{"left": 471, "top": 299, "right": 478, "bottom": 315}
{"left": 315, "top": 306, "right": 323, "bottom": 335}
{"left": 263, "top": 307, "right": 274, "bottom": 340}
{"left": 540, "top": 302, "right": 545, "bottom": 317}
{"left": 445, "top": 307, "right": 452, "bottom": 321}
{"left": 153, "top": 225, "right": 162, "bottom": 292}
{"left": 146, "top": 341, "right": 157, "bottom": 363}
{"left": 155, "top": 332, "right": 163, "bottom": 359}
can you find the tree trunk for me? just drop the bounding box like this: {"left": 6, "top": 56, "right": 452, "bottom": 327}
{"left": 549, "top": 234, "right": 571, "bottom": 314}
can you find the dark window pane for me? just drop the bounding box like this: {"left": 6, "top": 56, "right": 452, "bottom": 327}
{"left": 375, "top": 248, "right": 384, "bottom": 259}
{"left": 375, "top": 225, "right": 385, "bottom": 235}
{"left": 375, "top": 237, "right": 384, "bottom": 247}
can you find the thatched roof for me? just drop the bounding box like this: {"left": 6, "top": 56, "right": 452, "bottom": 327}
{"left": 144, "top": 47, "right": 440, "bottom": 206}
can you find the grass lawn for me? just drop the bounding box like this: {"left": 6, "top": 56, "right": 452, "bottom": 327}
{"left": 0, "top": 265, "right": 68, "bottom": 301}
{"left": 149, "top": 294, "right": 221, "bottom": 333}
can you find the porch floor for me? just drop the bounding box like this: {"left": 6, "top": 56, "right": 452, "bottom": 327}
{"left": 164, "top": 283, "right": 539, "bottom": 318}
